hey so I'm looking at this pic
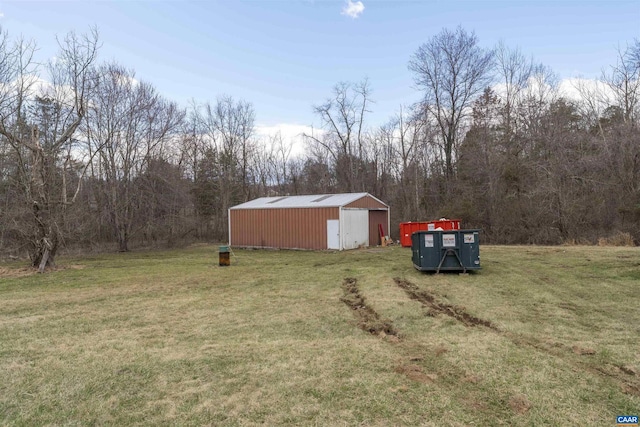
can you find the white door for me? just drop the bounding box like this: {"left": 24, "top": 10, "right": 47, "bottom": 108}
{"left": 341, "top": 209, "right": 369, "bottom": 250}
{"left": 327, "top": 220, "right": 340, "bottom": 250}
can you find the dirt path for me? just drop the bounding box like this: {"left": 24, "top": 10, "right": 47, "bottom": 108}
{"left": 393, "top": 277, "right": 497, "bottom": 329}
{"left": 340, "top": 277, "right": 399, "bottom": 339}
{"left": 393, "top": 276, "right": 640, "bottom": 397}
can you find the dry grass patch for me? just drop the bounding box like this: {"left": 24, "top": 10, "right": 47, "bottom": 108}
{"left": 0, "top": 266, "right": 36, "bottom": 278}
{"left": 597, "top": 231, "right": 635, "bottom": 247}
{"left": 0, "top": 244, "right": 638, "bottom": 425}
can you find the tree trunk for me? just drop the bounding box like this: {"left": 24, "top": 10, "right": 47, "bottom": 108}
{"left": 31, "top": 227, "right": 58, "bottom": 272}
{"left": 118, "top": 232, "right": 129, "bottom": 252}
{"left": 28, "top": 127, "right": 59, "bottom": 272}
{"left": 38, "top": 248, "right": 50, "bottom": 273}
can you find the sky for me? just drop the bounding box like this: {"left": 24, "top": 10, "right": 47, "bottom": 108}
{"left": 1, "top": 0, "right": 639, "bottom": 147}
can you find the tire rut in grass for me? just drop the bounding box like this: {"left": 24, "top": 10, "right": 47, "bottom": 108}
{"left": 393, "top": 277, "right": 498, "bottom": 330}
{"left": 593, "top": 366, "right": 640, "bottom": 396}
{"left": 340, "top": 277, "right": 399, "bottom": 339}
{"left": 393, "top": 276, "right": 640, "bottom": 397}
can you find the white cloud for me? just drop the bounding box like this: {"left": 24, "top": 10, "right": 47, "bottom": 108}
{"left": 341, "top": 0, "right": 365, "bottom": 19}
{"left": 0, "top": 74, "right": 53, "bottom": 98}
{"left": 491, "top": 75, "right": 619, "bottom": 108}
{"left": 559, "top": 77, "right": 614, "bottom": 103}
{"left": 255, "top": 123, "right": 320, "bottom": 157}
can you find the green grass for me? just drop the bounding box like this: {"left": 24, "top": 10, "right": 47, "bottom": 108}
{"left": 0, "top": 244, "right": 638, "bottom": 425}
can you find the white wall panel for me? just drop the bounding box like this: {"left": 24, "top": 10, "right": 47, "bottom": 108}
{"left": 341, "top": 209, "right": 369, "bottom": 250}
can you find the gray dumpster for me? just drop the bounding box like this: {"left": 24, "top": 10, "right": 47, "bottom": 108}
{"left": 411, "top": 229, "right": 481, "bottom": 273}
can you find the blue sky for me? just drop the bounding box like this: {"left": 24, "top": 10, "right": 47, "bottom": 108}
{"left": 2, "top": 0, "right": 639, "bottom": 132}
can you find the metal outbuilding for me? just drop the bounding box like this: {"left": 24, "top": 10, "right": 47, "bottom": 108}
{"left": 229, "top": 193, "right": 390, "bottom": 250}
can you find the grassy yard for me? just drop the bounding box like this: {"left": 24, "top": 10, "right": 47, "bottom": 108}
{"left": 0, "top": 244, "right": 638, "bottom": 426}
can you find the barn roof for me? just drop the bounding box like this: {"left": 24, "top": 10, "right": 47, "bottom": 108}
{"left": 229, "top": 192, "right": 388, "bottom": 210}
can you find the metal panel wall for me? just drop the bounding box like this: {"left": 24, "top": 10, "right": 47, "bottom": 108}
{"left": 230, "top": 207, "right": 339, "bottom": 250}
{"left": 344, "top": 194, "right": 388, "bottom": 209}
{"left": 341, "top": 209, "right": 369, "bottom": 249}
{"left": 327, "top": 220, "right": 340, "bottom": 249}
{"left": 368, "top": 210, "right": 389, "bottom": 246}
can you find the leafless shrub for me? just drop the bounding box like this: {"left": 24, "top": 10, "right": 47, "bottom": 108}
{"left": 597, "top": 232, "right": 635, "bottom": 247}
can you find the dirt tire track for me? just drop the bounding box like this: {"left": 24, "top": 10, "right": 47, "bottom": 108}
{"left": 393, "top": 277, "right": 640, "bottom": 397}
{"left": 394, "top": 277, "right": 498, "bottom": 330}
{"left": 341, "top": 277, "right": 399, "bottom": 338}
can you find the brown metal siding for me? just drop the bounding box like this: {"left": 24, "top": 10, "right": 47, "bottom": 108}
{"left": 230, "top": 207, "right": 339, "bottom": 250}
{"left": 368, "top": 210, "right": 389, "bottom": 246}
{"left": 345, "top": 194, "right": 388, "bottom": 209}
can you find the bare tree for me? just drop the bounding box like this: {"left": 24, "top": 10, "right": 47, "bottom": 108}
{"left": 179, "top": 101, "right": 207, "bottom": 182}
{"left": 0, "top": 27, "right": 99, "bottom": 271}
{"left": 193, "top": 96, "right": 256, "bottom": 239}
{"left": 386, "top": 106, "right": 428, "bottom": 220}
{"left": 209, "top": 96, "right": 256, "bottom": 201}
{"left": 572, "top": 78, "right": 612, "bottom": 141}
{"left": 517, "top": 64, "right": 559, "bottom": 154}
{"left": 84, "top": 63, "right": 184, "bottom": 252}
{"left": 494, "top": 41, "right": 536, "bottom": 138}
{"left": 267, "top": 131, "right": 293, "bottom": 194}
{"left": 631, "top": 39, "right": 640, "bottom": 68}
{"left": 408, "top": 27, "right": 493, "bottom": 179}
{"left": 603, "top": 42, "right": 640, "bottom": 124}
{"left": 304, "top": 79, "right": 372, "bottom": 192}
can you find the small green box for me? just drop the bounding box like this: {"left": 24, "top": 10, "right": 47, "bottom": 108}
{"left": 411, "top": 230, "right": 481, "bottom": 273}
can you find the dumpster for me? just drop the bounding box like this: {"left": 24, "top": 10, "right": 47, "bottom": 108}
{"left": 400, "top": 222, "right": 429, "bottom": 247}
{"left": 429, "top": 219, "right": 461, "bottom": 231}
{"left": 411, "top": 229, "right": 480, "bottom": 273}
{"left": 219, "top": 245, "right": 230, "bottom": 266}
{"left": 399, "top": 219, "right": 461, "bottom": 247}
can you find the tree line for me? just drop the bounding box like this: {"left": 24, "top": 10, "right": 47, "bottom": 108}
{"left": 0, "top": 26, "right": 638, "bottom": 270}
